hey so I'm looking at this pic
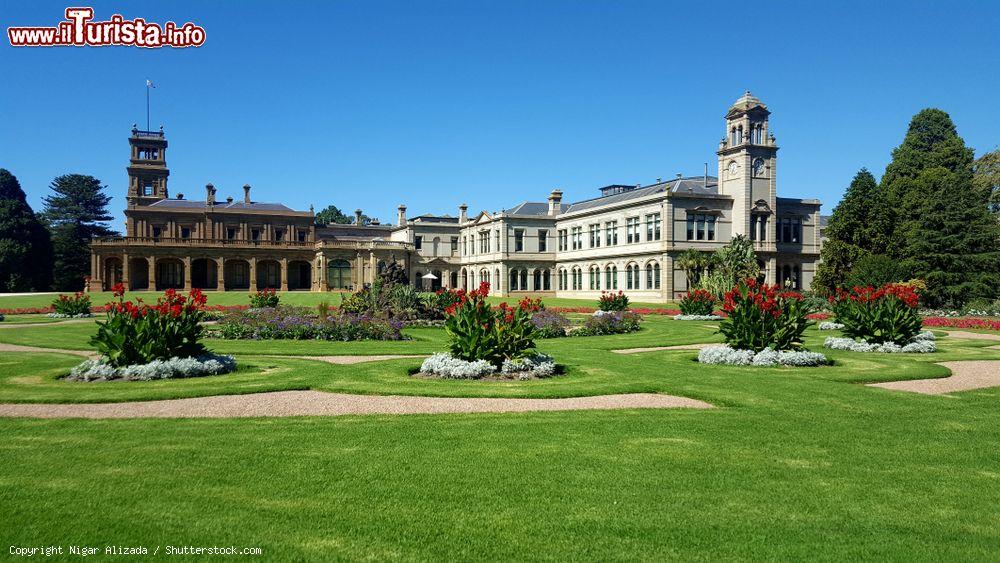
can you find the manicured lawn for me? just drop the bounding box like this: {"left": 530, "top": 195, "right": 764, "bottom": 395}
{"left": 1, "top": 316, "right": 999, "bottom": 559}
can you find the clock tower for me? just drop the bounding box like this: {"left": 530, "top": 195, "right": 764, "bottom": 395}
{"left": 717, "top": 91, "right": 778, "bottom": 244}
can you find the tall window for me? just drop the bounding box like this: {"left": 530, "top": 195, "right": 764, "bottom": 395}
{"left": 328, "top": 259, "right": 352, "bottom": 290}
{"left": 572, "top": 267, "right": 582, "bottom": 290}
{"left": 777, "top": 218, "right": 802, "bottom": 243}
{"left": 451, "top": 237, "right": 459, "bottom": 252}
{"left": 509, "top": 269, "right": 519, "bottom": 291}
{"left": 558, "top": 268, "right": 567, "bottom": 290}
{"left": 495, "top": 230, "right": 500, "bottom": 250}
{"left": 625, "top": 217, "right": 640, "bottom": 243}
{"left": 589, "top": 224, "right": 601, "bottom": 248}
{"left": 538, "top": 230, "right": 548, "bottom": 252}
{"left": 589, "top": 266, "right": 600, "bottom": 290}
{"left": 686, "top": 214, "right": 717, "bottom": 241}
{"left": 514, "top": 229, "right": 525, "bottom": 252}
{"left": 605, "top": 265, "right": 618, "bottom": 289}
{"left": 557, "top": 229, "right": 568, "bottom": 251}
{"left": 645, "top": 262, "right": 660, "bottom": 289}
{"left": 571, "top": 227, "right": 583, "bottom": 250}
{"left": 414, "top": 236, "right": 422, "bottom": 250}
{"left": 626, "top": 264, "right": 640, "bottom": 289}
{"left": 605, "top": 221, "right": 618, "bottom": 246}
{"left": 645, "top": 213, "right": 661, "bottom": 241}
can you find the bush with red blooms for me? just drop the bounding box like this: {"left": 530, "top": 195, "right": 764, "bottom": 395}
{"left": 679, "top": 289, "right": 717, "bottom": 316}
{"left": 718, "top": 278, "right": 811, "bottom": 352}
{"left": 443, "top": 282, "right": 542, "bottom": 368}
{"left": 598, "top": 290, "right": 630, "bottom": 312}
{"left": 91, "top": 283, "right": 210, "bottom": 367}
{"left": 51, "top": 292, "right": 92, "bottom": 316}
{"left": 249, "top": 288, "right": 279, "bottom": 308}
{"left": 829, "top": 283, "right": 922, "bottom": 345}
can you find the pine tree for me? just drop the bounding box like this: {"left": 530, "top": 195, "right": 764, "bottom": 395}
{"left": 973, "top": 148, "right": 1000, "bottom": 215}
{"left": 0, "top": 169, "right": 53, "bottom": 291}
{"left": 42, "top": 174, "right": 115, "bottom": 291}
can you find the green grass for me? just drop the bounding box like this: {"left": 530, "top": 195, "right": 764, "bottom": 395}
{"left": 1, "top": 317, "right": 1000, "bottom": 559}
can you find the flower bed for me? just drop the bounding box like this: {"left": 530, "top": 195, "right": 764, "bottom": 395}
{"left": 52, "top": 292, "right": 92, "bottom": 316}
{"left": 47, "top": 312, "right": 95, "bottom": 318}
{"left": 598, "top": 290, "right": 630, "bottom": 312}
{"left": 922, "top": 317, "right": 1000, "bottom": 331}
{"left": 698, "top": 345, "right": 830, "bottom": 367}
{"left": 824, "top": 330, "right": 936, "bottom": 354}
{"left": 818, "top": 321, "right": 845, "bottom": 330}
{"left": 217, "top": 306, "right": 404, "bottom": 341}
{"left": 678, "top": 289, "right": 716, "bottom": 316}
{"left": 249, "top": 288, "right": 279, "bottom": 308}
{"left": 574, "top": 310, "right": 642, "bottom": 336}
{"left": 673, "top": 314, "right": 722, "bottom": 321}
{"left": 830, "top": 284, "right": 922, "bottom": 345}
{"left": 419, "top": 352, "right": 556, "bottom": 380}
{"left": 68, "top": 354, "right": 237, "bottom": 382}
{"left": 532, "top": 309, "right": 571, "bottom": 338}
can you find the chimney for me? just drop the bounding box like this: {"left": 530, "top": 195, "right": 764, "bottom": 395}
{"left": 354, "top": 209, "right": 363, "bottom": 225}
{"left": 226, "top": 196, "right": 234, "bottom": 204}
{"left": 397, "top": 204, "right": 407, "bottom": 226}
{"left": 176, "top": 193, "right": 184, "bottom": 200}
{"left": 243, "top": 184, "right": 251, "bottom": 204}
{"left": 703, "top": 163, "right": 709, "bottom": 189}
{"left": 547, "top": 189, "right": 563, "bottom": 216}
{"left": 206, "top": 183, "right": 216, "bottom": 205}
{"left": 459, "top": 203, "right": 468, "bottom": 224}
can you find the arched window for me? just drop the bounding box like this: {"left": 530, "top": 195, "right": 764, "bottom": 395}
{"left": 558, "top": 268, "right": 567, "bottom": 291}
{"left": 730, "top": 127, "right": 737, "bottom": 145}
{"left": 605, "top": 266, "right": 613, "bottom": 289}
{"left": 481, "top": 269, "right": 490, "bottom": 285}
{"left": 589, "top": 265, "right": 600, "bottom": 290}
{"left": 509, "top": 269, "right": 519, "bottom": 291}
{"left": 646, "top": 262, "right": 659, "bottom": 290}
{"left": 542, "top": 269, "right": 551, "bottom": 291}
{"left": 495, "top": 269, "right": 501, "bottom": 292}
{"left": 533, "top": 269, "right": 541, "bottom": 291}
{"left": 328, "top": 259, "right": 352, "bottom": 290}
{"left": 792, "top": 265, "right": 801, "bottom": 290}
{"left": 736, "top": 125, "right": 743, "bottom": 145}
{"left": 654, "top": 263, "right": 661, "bottom": 289}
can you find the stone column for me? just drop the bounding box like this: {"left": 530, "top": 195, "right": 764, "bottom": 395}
{"left": 318, "top": 253, "right": 328, "bottom": 291}
{"left": 216, "top": 257, "right": 226, "bottom": 291}
{"left": 148, "top": 256, "right": 157, "bottom": 291}
{"left": 121, "top": 252, "right": 130, "bottom": 290}
{"left": 183, "top": 256, "right": 192, "bottom": 291}
{"left": 661, "top": 253, "right": 673, "bottom": 302}
{"left": 280, "top": 258, "right": 289, "bottom": 291}
{"left": 249, "top": 257, "right": 258, "bottom": 292}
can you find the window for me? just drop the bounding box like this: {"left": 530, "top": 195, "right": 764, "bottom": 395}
{"left": 297, "top": 230, "right": 306, "bottom": 242}
{"left": 587, "top": 224, "right": 599, "bottom": 248}
{"left": 571, "top": 227, "right": 583, "bottom": 250}
{"left": 589, "top": 265, "right": 600, "bottom": 290}
{"left": 605, "top": 221, "right": 618, "bottom": 246}
{"left": 558, "top": 268, "right": 567, "bottom": 290}
{"left": 520, "top": 269, "right": 528, "bottom": 290}
{"left": 557, "top": 229, "right": 568, "bottom": 251}
{"left": 451, "top": 237, "right": 459, "bottom": 252}
{"left": 480, "top": 231, "right": 490, "bottom": 253}
{"left": 777, "top": 218, "right": 803, "bottom": 243}
{"left": 514, "top": 229, "right": 524, "bottom": 252}
{"left": 495, "top": 230, "right": 500, "bottom": 250}
{"left": 542, "top": 270, "right": 551, "bottom": 290}
{"left": 152, "top": 226, "right": 162, "bottom": 241}
{"left": 686, "top": 214, "right": 717, "bottom": 241}
{"left": 275, "top": 229, "right": 284, "bottom": 242}
{"left": 509, "top": 269, "right": 519, "bottom": 291}
{"left": 645, "top": 262, "right": 660, "bottom": 289}
{"left": 414, "top": 235, "right": 422, "bottom": 250}
{"left": 251, "top": 228, "right": 261, "bottom": 242}
{"left": 226, "top": 227, "right": 236, "bottom": 241}
{"left": 180, "top": 227, "right": 191, "bottom": 239}
{"left": 572, "top": 267, "right": 582, "bottom": 290}
{"left": 533, "top": 270, "right": 541, "bottom": 290}
{"left": 645, "top": 213, "right": 661, "bottom": 241}
{"left": 626, "top": 264, "right": 640, "bottom": 289}
{"left": 626, "top": 217, "right": 640, "bottom": 243}
{"left": 538, "top": 230, "right": 548, "bottom": 252}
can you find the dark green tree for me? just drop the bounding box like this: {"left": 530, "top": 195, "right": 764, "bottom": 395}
{"left": 42, "top": 174, "right": 115, "bottom": 291}
{"left": 896, "top": 167, "right": 1000, "bottom": 307}
{"left": 0, "top": 169, "right": 53, "bottom": 291}
{"left": 973, "top": 148, "right": 1000, "bottom": 214}
{"left": 813, "top": 240, "right": 867, "bottom": 295}
{"left": 315, "top": 204, "right": 371, "bottom": 226}
{"left": 824, "top": 169, "right": 893, "bottom": 253}
{"left": 845, "top": 254, "right": 907, "bottom": 289}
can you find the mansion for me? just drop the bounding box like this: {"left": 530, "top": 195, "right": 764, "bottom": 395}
{"left": 89, "top": 92, "right": 822, "bottom": 301}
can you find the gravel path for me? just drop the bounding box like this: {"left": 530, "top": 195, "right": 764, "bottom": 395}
{"left": 943, "top": 330, "right": 1000, "bottom": 342}
{"left": 0, "top": 391, "right": 713, "bottom": 419}
{"left": 613, "top": 343, "right": 720, "bottom": 354}
{"left": 0, "top": 319, "right": 95, "bottom": 329}
{"left": 0, "top": 342, "right": 96, "bottom": 358}
{"left": 868, "top": 361, "right": 1000, "bottom": 395}
{"left": 265, "top": 355, "right": 425, "bottom": 365}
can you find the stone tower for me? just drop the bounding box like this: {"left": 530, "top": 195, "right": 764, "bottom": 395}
{"left": 126, "top": 124, "right": 170, "bottom": 207}
{"left": 716, "top": 92, "right": 778, "bottom": 243}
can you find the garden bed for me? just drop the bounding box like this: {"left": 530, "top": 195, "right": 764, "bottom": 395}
{"left": 698, "top": 346, "right": 830, "bottom": 367}
{"left": 214, "top": 306, "right": 406, "bottom": 341}
{"left": 416, "top": 353, "right": 559, "bottom": 380}
{"left": 67, "top": 354, "right": 237, "bottom": 382}
{"left": 823, "top": 331, "right": 936, "bottom": 353}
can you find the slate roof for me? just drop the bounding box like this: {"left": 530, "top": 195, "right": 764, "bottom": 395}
{"left": 564, "top": 176, "right": 719, "bottom": 214}
{"left": 411, "top": 214, "right": 460, "bottom": 223}
{"left": 505, "top": 201, "right": 569, "bottom": 216}
{"left": 147, "top": 199, "right": 297, "bottom": 212}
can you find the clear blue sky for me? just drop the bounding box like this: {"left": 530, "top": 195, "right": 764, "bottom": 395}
{"left": 2, "top": 0, "right": 998, "bottom": 230}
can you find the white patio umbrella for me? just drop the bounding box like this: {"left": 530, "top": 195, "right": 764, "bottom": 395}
{"left": 421, "top": 272, "right": 438, "bottom": 290}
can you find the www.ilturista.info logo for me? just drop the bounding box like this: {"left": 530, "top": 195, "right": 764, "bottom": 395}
{"left": 8, "top": 7, "right": 205, "bottom": 48}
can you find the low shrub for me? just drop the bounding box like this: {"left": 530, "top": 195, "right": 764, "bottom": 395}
{"left": 425, "top": 288, "right": 465, "bottom": 320}
{"left": 47, "top": 312, "right": 95, "bottom": 318}
{"left": 92, "top": 285, "right": 209, "bottom": 368}
{"left": 718, "top": 279, "right": 811, "bottom": 352}
{"left": 68, "top": 354, "right": 236, "bottom": 382}
{"left": 532, "top": 309, "right": 570, "bottom": 338}
{"left": 698, "top": 345, "right": 830, "bottom": 367}
{"left": 419, "top": 352, "right": 556, "bottom": 380}
{"left": 217, "top": 306, "right": 404, "bottom": 341}
{"left": 340, "top": 279, "right": 430, "bottom": 320}
{"left": 673, "top": 314, "right": 722, "bottom": 321}
{"left": 598, "top": 290, "right": 630, "bottom": 312}
{"left": 818, "top": 321, "right": 845, "bottom": 330}
{"left": 823, "top": 336, "right": 936, "bottom": 354}
{"left": 249, "top": 288, "right": 279, "bottom": 308}
{"left": 961, "top": 298, "right": 1000, "bottom": 317}
{"left": 574, "top": 310, "right": 642, "bottom": 336}
{"left": 679, "top": 289, "right": 716, "bottom": 316}
{"left": 52, "top": 292, "right": 92, "bottom": 316}
{"left": 830, "top": 283, "right": 922, "bottom": 345}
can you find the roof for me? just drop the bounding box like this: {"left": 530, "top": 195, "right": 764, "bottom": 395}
{"left": 728, "top": 90, "right": 767, "bottom": 114}
{"left": 147, "top": 198, "right": 297, "bottom": 212}
{"left": 505, "top": 201, "right": 566, "bottom": 216}
{"left": 410, "top": 214, "right": 460, "bottom": 224}
{"left": 564, "top": 176, "right": 719, "bottom": 213}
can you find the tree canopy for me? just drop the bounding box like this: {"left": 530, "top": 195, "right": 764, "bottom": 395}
{"left": 42, "top": 174, "right": 115, "bottom": 291}
{"left": 315, "top": 205, "right": 372, "bottom": 226}
{"left": 973, "top": 148, "right": 1000, "bottom": 215}
{"left": 0, "top": 169, "right": 53, "bottom": 291}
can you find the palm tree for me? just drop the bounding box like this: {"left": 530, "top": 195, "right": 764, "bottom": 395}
{"left": 676, "top": 248, "right": 709, "bottom": 288}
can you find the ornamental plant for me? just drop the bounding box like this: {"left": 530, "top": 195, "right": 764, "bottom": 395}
{"left": 598, "top": 290, "right": 630, "bottom": 312}
{"left": 443, "top": 282, "right": 541, "bottom": 368}
{"left": 249, "top": 288, "right": 279, "bottom": 308}
{"left": 829, "top": 283, "right": 922, "bottom": 345}
{"left": 575, "top": 310, "right": 642, "bottom": 336}
{"left": 718, "top": 278, "right": 811, "bottom": 352}
{"left": 679, "top": 289, "right": 716, "bottom": 316}
{"left": 91, "top": 284, "right": 209, "bottom": 367}
{"left": 52, "top": 292, "right": 92, "bottom": 316}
